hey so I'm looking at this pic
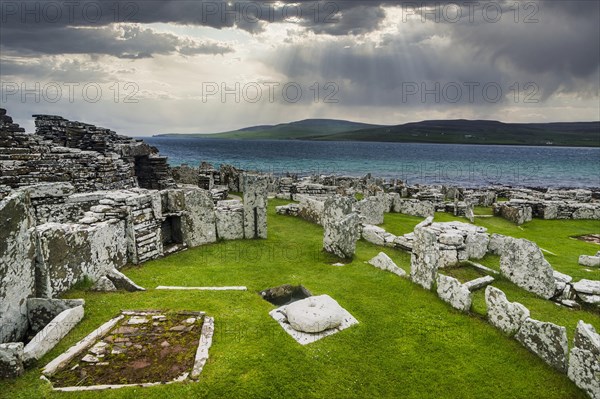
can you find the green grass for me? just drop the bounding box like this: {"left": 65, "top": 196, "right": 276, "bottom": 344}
{"left": 1, "top": 199, "right": 597, "bottom": 399}
{"left": 383, "top": 211, "right": 600, "bottom": 340}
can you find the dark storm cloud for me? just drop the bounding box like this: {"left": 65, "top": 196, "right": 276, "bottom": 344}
{"left": 262, "top": 0, "right": 599, "bottom": 108}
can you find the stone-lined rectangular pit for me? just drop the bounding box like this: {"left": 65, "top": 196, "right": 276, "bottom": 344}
{"left": 43, "top": 310, "right": 214, "bottom": 391}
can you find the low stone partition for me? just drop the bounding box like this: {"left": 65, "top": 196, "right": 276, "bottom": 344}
{"left": 494, "top": 198, "right": 600, "bottom": 224}
{"left": 568, "top": 321, "right": 600, "bottom": 399}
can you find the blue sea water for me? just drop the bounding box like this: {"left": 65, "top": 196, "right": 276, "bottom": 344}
{"left": 144, "top": 137, "right": 600, "bottom": 188}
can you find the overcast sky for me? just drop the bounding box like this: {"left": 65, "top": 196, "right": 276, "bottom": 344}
{"left": 1, "top": 0, "right": 598, "bottom": 136}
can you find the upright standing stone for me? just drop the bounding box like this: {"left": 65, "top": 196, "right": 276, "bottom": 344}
{"left": 436, "top": 274, "right": 472, "bottom": 312}
{"left": 515, "top": 318, "right": 569, "bottom": 373}
{"left": 410, "top": 218, "right": 440, "bottom": 290}
{"left": 323, "top": 196, "right": 359, "bottom": 259}
{"left": 243, "top": 174, "right": 268, "bottom": 239}
{"left": 484, "top": 286, "right": 529, "bottom": 335}
{"left": 500, "top": 237, "right": 556, "bottom": 299}
{"left": 568, "top": 321, "right": 600, "bottom": 399}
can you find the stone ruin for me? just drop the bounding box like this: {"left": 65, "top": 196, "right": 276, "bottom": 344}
{"left": 0, "top": 108, "right": 268, "bottom": 379}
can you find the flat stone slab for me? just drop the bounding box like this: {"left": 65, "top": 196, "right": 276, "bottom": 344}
{"left": 269, "top": 296, "right": 358, "bottom": 345}
{"left": 464, "top": 275, "right": 495, "bottom": 292}
{"left": 24, "top": 305, "right": 84, "bottom": 365}
{"left": 573, "top": 279, "right": 600, "bottom": 295}
{"left": 515, "top": 318, "right": 568, "bottom": 373}
{"left": 367, "top": 252, "right": 407, "bottom": 277}
{"left": 156, "top": 286, "right": 247, "bottom": 291}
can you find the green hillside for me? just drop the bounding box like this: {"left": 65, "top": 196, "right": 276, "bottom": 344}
{"left": 155, "top": 119, "right": 600, "bottom": 147}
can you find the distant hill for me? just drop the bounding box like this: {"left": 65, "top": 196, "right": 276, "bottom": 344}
{"left": 156, "top": 119, "right": 383, "bottom": 140}
{"left": 155, "top": 119, "right": 600, "bottom": 147}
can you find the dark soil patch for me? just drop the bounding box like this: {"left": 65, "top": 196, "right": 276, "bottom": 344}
{"left": 51, "top": 311, "right": 204, "bottom": 387}
{"left": 259, "top": 284, "right": 312, "bottom": 306}
{"left": 573, "top": 234, "right": 600, "bottom": 245}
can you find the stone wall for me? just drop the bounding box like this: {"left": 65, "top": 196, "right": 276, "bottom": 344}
{"left": 0, "top": 110, "right": 176, "bottom": 193}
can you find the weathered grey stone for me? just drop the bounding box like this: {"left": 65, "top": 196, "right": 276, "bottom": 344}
{"left": 322, "top": 195, "right": 354, "bottom": 226}
{"left": 573, "top": 279, "right": 600, "bottom": 295}
{"left": 297, "top": 196, "right": 325, "bottom": 225}
{"left": 568, "top": 321, "right": 600, "bottom": 398}
{"left": 393, "top": 199, "right": 435, "bottom": 217}
{"left": 410, "top": 225, "right": 440, "bottom": 290}
{"left": 35, "top": 221, "right": 128, "bottom": 297}
{"left": 91, "top": 276, "right": 117, "bottom": 292}
{"left": 577, "top": 293, "right": 600, "bottom": 305}
{"left": 439, "top": 232, "right": 464, "bottom": 246}
{"left": 500, "top": 237, "right": 556, "bottom": 299}
{"left": 180, "top": 188, "right": 218, "bottom": 245}
{"left": 284, "top": 295, "right": 346, "bottom": 333}
{"left": 215, "top": 202, "right": 244, "bottom": 240}
{"left": 464, "top": 275, "right": 494, "bottom": 292}
{"left": 515, "top": 318, "right": 569, "bottom": 373}
{"left": 579, "top": 255, "right": 600, "bottom": 268}
{"left": 439, "top": 249, "right": 459, "bottom": 268}
{"left": 323, "top": 213, "right": 360, "bottom": 259}
{"left": 26, "top": 298, "right": 85, "bottom": 335}
{"left": 0, "top": 343, "right": 24, "bottom": 379}
{"left": 368, "top": 252, "right": 406, "bottom": 277}
{"left": 464, "top": 201, "right": 475, "bottom": 223}
{"left": 487, "top": 233, "right": 507, "bottom": 255}
{"left": 106, "top": 268, "right": 145, "bottom": 292}
{"left": 23, "top": 305, "right": 85, "bottom": 366}
{"left": 465, "top": 232, "right": 490, "bottom": 259}
{"left": 0, "top": 191, "right": 36, "bottom": 343}
{"left": 485, "top": 286, "right": 529, "bottom": 335}
{"left": 436, "top": 274, "right": 472, "bottom": 312}
{"left": 242, "top": 174, "right": 268, "bottom": 239}
{"left": 361, "top": 225, "right": 390, "bottom": 246}
{"left": 354, "top": 195, "right": 386, "bottom": 225}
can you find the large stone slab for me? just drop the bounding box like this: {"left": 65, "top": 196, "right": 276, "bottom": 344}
{"left": 500, "top": 237, "right": 556, "bottom": 299}
{"left": 35, "top": 221, "right": 128, "bottom": 297}
{"left": 215, "top": 203, "right": 244, "bottom": 240}
{"left": 436, "top": 274, "right": 472, "bottom": 312}
{"left": 0, "top": 191, "right": 37, "bottom": 343}
{"left": 323, "top": 213, "right": 360, "bottom": 259}
{"left": 180, "top": 188, "right": 218, "bottom": 245}
{"left": 568, "top": 321, "right": 600, "bottom": 399}
{"left": 515, "top": 318, "right": 568, "bottom": 373}
{"left": 23, "top": 305, "right": 85, "bottom": 366}
{"left": 362, "top": 225, "right": 396, "bottom": 247}
{"left": 27, "top": 298, "right": 85, "bottom": 335}
{"left": 354, "top": 195, "right": 386, "bottom": 225}
{"left": 573, "top": 279, "right": 600, "bottom": 295}
{"left": 242, "top": 174, "right": 268, "bottom": 239}
{"left": 410, "top": 222, "right": 440, "bottom": 290}
{"left": 297, "top": 196, "right": 325, "bottom": 225}
{"left": 485, "top": 286, "right": 529, "bottom": 335}
{"left": 368, "top": 252, "right": 406, "bottom": 277}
